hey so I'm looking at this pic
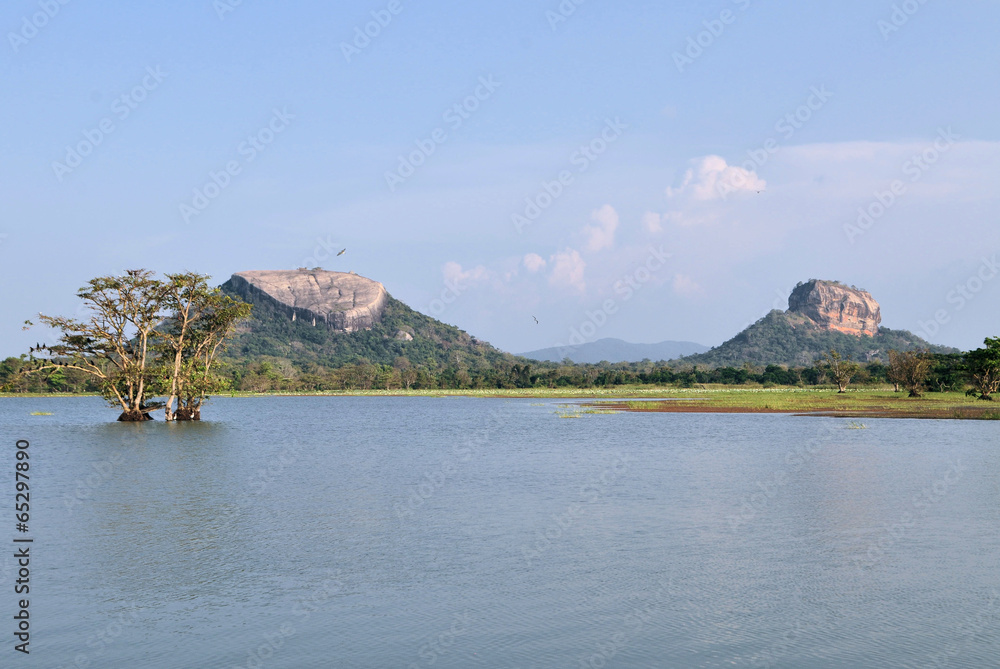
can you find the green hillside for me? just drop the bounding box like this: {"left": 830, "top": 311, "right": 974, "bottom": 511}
{"left": 218, "top": 284, "right": 519, "bottom": 372}
{"left": 677, "top": 310, "right": 957, "bottom": 367}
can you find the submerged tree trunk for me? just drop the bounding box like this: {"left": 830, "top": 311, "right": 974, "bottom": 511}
{"left": 174, "top": 407, "right": 199, "bottom": 421}
{"left": 174, "top": 397, "right": 202, "bottom": 421}
{"left": 117, "top": 409, "right": 153, "bottom": 421}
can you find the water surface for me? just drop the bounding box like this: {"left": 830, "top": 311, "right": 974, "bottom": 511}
{"left": 1, "top": 397, "right": 997, "bottom": 667}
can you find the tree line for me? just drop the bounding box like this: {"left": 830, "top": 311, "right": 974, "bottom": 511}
{"left": 5, "top": 339, "right": 998, "bottom": 400}
{"left": 3, "top": 268, "right": 998, "bottom": 406}
{"left": 38, "top": 342, "right": 984, "bottom": 398}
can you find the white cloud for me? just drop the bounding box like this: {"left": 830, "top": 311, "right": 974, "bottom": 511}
{"left": 667, "top": 155, "right": 766, "bottom": 201}
{"left": 672, "top": 273, "right": 704, "bottom": 297}
{"left": 641, "top": 211, "right": 663, "bottom": 233}
{"left": 548, "top": 248, "right": 586, "bottom": 293}
{"left": 523, "top": 253, "right": 547, "bottom": 273}
{"left": 583, "top": 204, "right": 619, "bottom": 252}
{"left": 442, "top": 261, "right": 490, "bottom": 288}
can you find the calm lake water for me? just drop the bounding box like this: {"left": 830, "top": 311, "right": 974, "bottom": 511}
{"left": 1, "top": 396, "right": 998, "bottom": 668}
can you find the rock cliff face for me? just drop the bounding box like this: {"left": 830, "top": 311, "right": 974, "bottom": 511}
{"left": 224, "top": 270, "right": 387, "bottom": 333}
{"left": 787, "top": 280, "right": 881, "bottom": 337}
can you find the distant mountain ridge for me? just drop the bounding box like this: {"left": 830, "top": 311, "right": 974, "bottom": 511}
{"left": 520, "top": 338, "right": 709, "bottom": 364}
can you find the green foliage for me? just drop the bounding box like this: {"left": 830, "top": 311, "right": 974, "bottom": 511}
{"left": 963, "top": 337, "right": 1000, "bottom": 400}
{"left": 218, "top": 290, "right": 520, "bottom": 379}
{"left": 5, "top": 270, "right": 249, "bottom": 420}
{"left": 6, "top": 276, "right": 992, "bottom": 401}
{"left": 677, "top": 310, "right": 956, "bottom": 368}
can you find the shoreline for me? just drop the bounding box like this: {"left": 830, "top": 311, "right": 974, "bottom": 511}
{"left": 586, "top": 391, "right": 999, "bottom": 421}
{"left": 3, "top": 387, "right": 997, "bottom": 419}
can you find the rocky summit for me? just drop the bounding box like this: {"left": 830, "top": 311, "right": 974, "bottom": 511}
{"left": 223, "top": 269, "right": 388, "bottom": 333}
{"left": 676, "top": 279, "right": 953, "bottom": 367}
{"left": 787, "top": 280, "right": 881, "bottom": 337}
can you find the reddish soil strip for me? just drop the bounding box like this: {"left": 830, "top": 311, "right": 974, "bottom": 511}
{"left": 590, "top": 402, "right": 999, "bottom": 420}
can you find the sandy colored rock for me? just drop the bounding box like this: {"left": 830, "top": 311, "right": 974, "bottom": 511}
{"left": 787, "top": 280, "right": 881, "bottom": 336}
{"left": 227, "top": 269, "right": 387, "bottom": 333}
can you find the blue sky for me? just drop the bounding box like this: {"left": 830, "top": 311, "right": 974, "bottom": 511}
{"left": 2, "top": 0, "right": 998, "bottom": 357}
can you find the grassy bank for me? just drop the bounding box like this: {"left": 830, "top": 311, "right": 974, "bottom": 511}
{"left": 3, "top": 386, "right": 997, "bottom": 419}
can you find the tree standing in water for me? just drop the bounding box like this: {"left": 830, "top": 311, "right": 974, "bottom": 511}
{"left": 160, "top": 276, "right": 251, "bottom": 420}
{"left": 27, "top": 270, "right": 170, "bottom": 421}
{"left": 21, "top": 269, "right": 249, "bottom": 421}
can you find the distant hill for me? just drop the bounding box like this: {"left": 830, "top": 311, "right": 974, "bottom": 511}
{"left": 219, "top": 270, "right": 521, "bottom": 371}
{"left": 520, "top": 338, "right": 708, "bottom": 364}
{"left": 676, "top": 278, "right": 958, "bottom": 368}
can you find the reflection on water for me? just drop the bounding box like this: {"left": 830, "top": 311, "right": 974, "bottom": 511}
{"left": 1, "top": 396, "right": 998, "bottom": 668}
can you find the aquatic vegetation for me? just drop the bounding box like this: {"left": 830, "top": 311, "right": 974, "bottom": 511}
{"left": 846, "top": 421, "right": 868, "bottom": 429}
{"left": 29, "top": 412, "right": 53, "bottom": 416}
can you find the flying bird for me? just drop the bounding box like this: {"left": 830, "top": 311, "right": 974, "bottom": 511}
{"left": 337, "top": 249, "right": 346, "bottom": 256}
{"left": 532, "top": 316, "right": 539, "bottom": 325}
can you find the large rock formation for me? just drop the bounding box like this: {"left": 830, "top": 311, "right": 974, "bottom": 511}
{"left": 787, "top": 280, "right": 881, "bottom": 337}
{"left": 676, "top": 279, "right": 955, "bottom": 367}
{"left": 224, "top": 270, "right": 387, "bottom": 333}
